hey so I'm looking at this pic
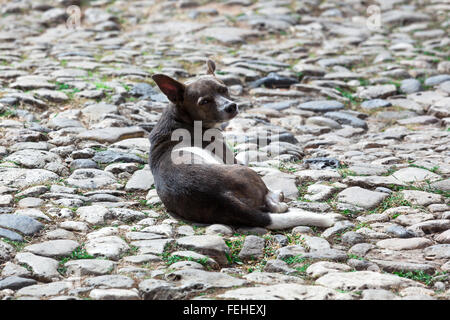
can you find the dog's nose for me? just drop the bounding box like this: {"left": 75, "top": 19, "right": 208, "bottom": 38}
{"left": 224, "top": 103, "right": 237, "bottom": 113}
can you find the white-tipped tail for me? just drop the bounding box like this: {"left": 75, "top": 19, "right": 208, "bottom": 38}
{"left": 267, "top": 209, "right": 335, "bottom": 230}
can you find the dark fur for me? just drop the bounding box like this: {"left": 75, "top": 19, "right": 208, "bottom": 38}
{"left": 149, "top": 68, "right": 273, "bottom": 227}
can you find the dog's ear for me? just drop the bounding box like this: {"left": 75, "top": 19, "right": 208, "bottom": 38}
{"left": 206, "top": 59, "right": 216, "bottom": 76}
{"left": 152, "top": 74, "right": 185, "bottom": 104}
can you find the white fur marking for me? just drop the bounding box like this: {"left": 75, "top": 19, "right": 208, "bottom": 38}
{"left": 267, "top": 209, "right": 335, "bottom": 230}
{"left": 175, "top": 147, "right": 223, "bottom": 164}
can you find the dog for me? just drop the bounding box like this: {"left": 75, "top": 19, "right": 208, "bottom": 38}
{"left": 149, "top": 59, "right": 334, "bottom": 229}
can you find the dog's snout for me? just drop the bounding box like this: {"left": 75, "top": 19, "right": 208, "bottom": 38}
{"left": 224, "top": 103, "right": 237, "bottom": 113}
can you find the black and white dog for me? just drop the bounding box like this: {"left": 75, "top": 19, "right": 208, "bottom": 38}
{"left": 149, "top": 60, "right": 334, "bottom": 229}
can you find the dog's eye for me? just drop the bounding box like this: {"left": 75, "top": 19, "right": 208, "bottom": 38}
{"left": 199, "top": 98, "right": 211, "bottom": 105}
{"left": 218, "top": 87, "right": 228, "bottom": 94}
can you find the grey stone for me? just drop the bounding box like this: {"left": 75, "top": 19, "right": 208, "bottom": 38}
{"left": 1, "top": 262, "right": 32, "bottom": 278}
{"left": 360, "top": 99, "right": 392, "bottom": 109}
{"left": 361, "top": 289, "right": 398, "bottom": 300}
{"left": 341, "top": 231, "right": 365, "bottom": 245}
{"left": 123, "top": 254, "right": 162, "bottom": 264}
{"left": 45, "top": 229, "right": 76, "bottom": 240}
{"left": 24, "top": 240, "right": 80, "bottom": 258}
{"left": 425, "top": 75, "right": 450, "bottom": 86}
{"left": 218, "top": 283, "right": 352, "bottom": 300}
{"left": 166, "top": 269, "right": 246, "bottom": 289}
{"left": 349, "top": 245, "right": 380, "bottom": 259}
{"left": 0, "top": 227, "right": 23, "bottom": 241}
{"left": 196, "top": 27, "right": 258, "bottom": 44}
{"left": 357, "top": 85, "right": 397, "bottom": 99}
{"left": 170, "top": 251, "right": 218, "bottom": 269}
{"left": 33, "top": 89, "right": 68, "bottom": 103}
{"left": 176, "top": 235, "right": 230, "bottom": 265}
{"left": 138, "top": 279, "right": 186, "bottom": 300}
{"left": 67, "top": 169, "right": 117, "bottom": 189}
{"left": 382, "top": 10, "right": 430, "bottom": 25}
{"left": 11, "top": 76, "right": 55, "bottom": 90}
{"left": 15, "top": 281, "right": 72, "bottom": 298}
{"left": 400, "top": 190, "right": 443, "bottom": 206}
{"left": 276, "top": 245, "right": 306, "bottom": 260}
{"left": 385, "top": 225, "right": 416, "bottom": 238}
{"left": 77, "top": 126, "right": 145, "bottom": 143}
{"left": 85, "top": 236, "right": 130, "bottom": 261}
{"left": 423, "top": 244, "right": 450, "bottom": 259}
{"left": 337, "top": 187, "right": 389, "bottom": 209}
{"left": 238, "top": 235, "right": 265, "bottom": 261}
{"left": 370, "top": 259, "right": 435, "bottom": 274}
{"left": 81, "top": 103, "right": 117, "bottom": 122}
{"left": 205, "top": 224, "right": 234, "bottom": 236}
{"left": 243, "top": 272, "right": 304, "bottom": 285}
{"left": 92, "top": 150, "right": 146, "bottom": 164}
{"left": 400, "top": 79, "right": 421, "bottom": 94}
{"left": 376, "top": 238, "right": 433, "bottom": 250}
{"left": 300, "top": 235, "right": 330, "bottom": 251}
{"left": 125, "top": 169, "right": 154, "bottom": 191}
{"left": 324, "top": 112, "right": 368, "bottom": 129}
{"left": 273, "top": 234, "right": 289, "bottom": 246}
{"left": 322, "top": 221, "right": 354, "bottom": 239}
{"left": 16, "top": 185, "right": 49, "bottom": 198}
{"left": 298, "top": 100, "right": 344, "bottom": 112}
{"left": 0, "top": 276, "right": 37, "bottom": 290}
{"left": 83, "top": 275, "right": 135, "bottom": 289}
{"left": 64, "top": 259, "right": 116, "bottom": 276}
{"left": 17, "top": 197, "right": 43, "bottom": 208}
{"left": 70, "top": 159, "right": 99, "bottom": 170}
{"left": 77, "top": 205, "right": 111, "bottom": 225}
{"left": 430, "top": 179, "right": 450, "bottom": 192}
{"left": 0, "top": 241, "right": 15, "bottom": 263}
{"left": 263, "top": 259, "right": 296, "bottom": 274}
{"left": 435, "top": 230, "right": 450, "bottom": 244}
{"left": 0, "top": 214, "right": 43, "bottom": 236}
{"left": 397, "top": 116, "right": 439, "bottom": 125}
{"left": 305, "top": 117, "right": 342, "bottom": 129}
{"left": 59, "top": 221, "right": 89, "bottom": 232}
{"left": 15, "top": 252, "right": 60, "bottom": 281}
{"left": 301, "top": 249, "right": 348, "bottom": 262}
{"left": 89, "top": 288, "right": 139, "bottom": 300}
{"left": 133, "top": 239, "right": 174, "bottom": 255}
{"left": 0, "top": 168, "right": 58, "bottom": 188}
{"left": 168, "top": 261, "right": 204, "bottom": 270}
{"left": 109, "top": 208, "right": 147, "bottom": 222}
{"left": 316, "top": 271, "right": 423, "bottom": 291}
{"left": 306, "top": 261, "right": 352, "bottom": 278}
{"left": 407, "top": 219, "right": 450, "bottom": 236}
{"left": 0, "top": 195, "right": 13, "bottom": 207}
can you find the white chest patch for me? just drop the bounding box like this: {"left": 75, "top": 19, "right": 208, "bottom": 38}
{"left": 172, "top": 147, "right": 223, "bottom": 165}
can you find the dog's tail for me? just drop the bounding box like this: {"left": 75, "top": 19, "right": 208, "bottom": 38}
{"left": 266, "top": 208, "right": 335, "bottom": 230}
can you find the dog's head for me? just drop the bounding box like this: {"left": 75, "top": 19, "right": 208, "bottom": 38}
{"left": 152, "top": 59, "right": 238, "bottom": 127}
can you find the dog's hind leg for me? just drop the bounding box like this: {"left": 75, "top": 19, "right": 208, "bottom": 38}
{"left": 266, "top": 208, "right": 335, "bottom": 230}
{"left": 221, "top": 192, "right": 272, "bottom": 227}
{"left": 223, "top": 193, "right": 335, "bottom": 229}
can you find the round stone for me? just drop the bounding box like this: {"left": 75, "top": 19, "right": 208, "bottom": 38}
{"left": 298, "top": 100, "right": 344, "bottom": 112}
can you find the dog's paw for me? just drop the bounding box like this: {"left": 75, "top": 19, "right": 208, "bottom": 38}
{"left": 266, "top": 198, "right": 288, "bottom": 213}
{"left": 265, "top": 189, "right": 288, "bottom": 213}
{"left": 274, "top": 190, "right": 285, "bottom": 202}
{"left": 273, "top": 202, "right": 288, "bottom": 213}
